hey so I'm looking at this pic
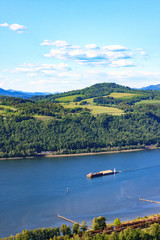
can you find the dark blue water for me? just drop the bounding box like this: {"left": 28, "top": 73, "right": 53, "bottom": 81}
{"left": 1, "top": 149, "right": 160, "bottom": 237}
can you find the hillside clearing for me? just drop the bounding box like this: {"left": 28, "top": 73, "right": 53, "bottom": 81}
{"left": 81, "top": 98, "right": 94, "bottom": 104}
{"left": 135, "top": 100, "right": 160, "bottom": 105}
{"left": 56, "top": 94, "right": 84, "bottom": 102}
{"left": 34, "top": 115, "right": 54, "bottom": 121}
{"left": 108, "top": 92, "right": 140, "bottom": 98}
{"left": 87, "top": 105, "right": 124, "bottom": 115}
{"left": 0, "top": 104, "right": 16, "bottom": 111}
{"left": 0, "top": 110, "right": 5, "bottom": 115}
{"left": 61, "top": 103, "right": 124, "bottom": 115}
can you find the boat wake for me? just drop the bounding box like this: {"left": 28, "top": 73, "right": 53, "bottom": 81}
{"left": 120, "top": 164, "right": 160, "bottom": 174}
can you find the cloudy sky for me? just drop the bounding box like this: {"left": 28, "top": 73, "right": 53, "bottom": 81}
{"left": 0, "top": 0, "right": 160, "bottom": 93}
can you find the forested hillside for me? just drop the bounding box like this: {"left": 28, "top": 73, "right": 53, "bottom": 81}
{"left": 1, "top": 83, "right": 160, "bottom": 158}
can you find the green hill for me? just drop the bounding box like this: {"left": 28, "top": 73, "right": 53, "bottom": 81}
{"left": 1, "top": 82, "right": 160, "bottom": 158}
{"left": 32, "top": 82, "right": 141, "bottom": 102}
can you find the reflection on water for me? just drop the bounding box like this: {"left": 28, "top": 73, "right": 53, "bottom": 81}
{"left": 0, "top": 149, "right": 160, "bottom": 237}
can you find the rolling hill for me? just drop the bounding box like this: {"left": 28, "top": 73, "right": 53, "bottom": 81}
{"left": 1, "top": 82, "right": 160, "bottom": 158}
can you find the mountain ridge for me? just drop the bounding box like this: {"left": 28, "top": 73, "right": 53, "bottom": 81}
{"left": 0, "top": 88, "right": 51, "bottom": 98}
{"left": 140, "top": 84, "right": 160, "bottom": 90}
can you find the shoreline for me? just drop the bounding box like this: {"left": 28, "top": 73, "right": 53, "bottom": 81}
{"left": 42, "top": 148, "right": 145, "bottom": 158}
{"left": 0, "top": 146, "right": 159, "bottom": 160}
{"left": 2, "top": 212, "right": 160, "bottom": 238}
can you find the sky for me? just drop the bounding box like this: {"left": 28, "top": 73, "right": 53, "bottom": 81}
{"left": 0, "top": 0, "right": 160, "bottom": 93}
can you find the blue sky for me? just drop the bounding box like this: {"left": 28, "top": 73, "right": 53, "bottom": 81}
{"left": 0, "top": 0, "right": 160, "bottom": 93}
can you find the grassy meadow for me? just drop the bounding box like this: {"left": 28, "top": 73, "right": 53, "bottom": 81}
{"left": 56, "top": 94, "right": 84, "bottom": 102}
{"left": 135, "top": 100, "right": 160, "bottom": 105}
{"left": 61, "top": 102, "right": 124, "bottom": 115}
{"left": 108, "top": 92, "right": 140, "bottom": 99}
{"left": 34, "top": 115, "right": 54, "bottom": 121}
{"left": 82, "top": 98, "right": 95, "bottom": 104}
{"left": 0, "top": 104, "right": 16, "bottom": 111}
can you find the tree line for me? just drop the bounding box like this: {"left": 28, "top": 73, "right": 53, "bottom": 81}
{"left": 1, "top": 216, "right": 160, "bottom": 240}
{"left": 1, "top": 109, "right": 160, "bottom": 158}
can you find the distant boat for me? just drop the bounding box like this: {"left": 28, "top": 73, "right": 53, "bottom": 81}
{"left": 87, "top": 168, "right": 119, "bottom": 178}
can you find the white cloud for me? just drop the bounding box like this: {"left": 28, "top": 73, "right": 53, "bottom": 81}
{"left": 110, "top": 59, "right": 135, "bottom": 67}
{"left": 30, "top": 68, "right": 160, "bottom": 90}
{"left": 83, "top": 70, "right": 160, "bottom": 88}
{"left": 136, "top": 48, "right": 147, "bottom": 56}
{"left": 40, "top": 40, "right": 70, "bottom": 47}
{"left": 0, "top": 75, "right": 7, "bottom": 88}
{"left": 0, "top": 82, "right": 4, "bottom": 88}
{"left": 41, "top": 40, "right": 135, "bottom": 67}
{"left": 102, "top": 45, "right": 128, "bottom": 51}
{"left": 0, "top": 22, "right": 27, "bottom": 33}
{"left": 8, "top": 63, "right": 71, "bottom": 76}
{"left": 140, "top": 51, "right": 147, "bottom": 56}
{"left": 2, "top": 66, "right": 160, "bottom": 92}
{"left": 9, "top": 24, "right": 26, "bottom": 31}
{"left": 85, "top": 44, "right": 98, "bottom": 49}
{"left": 89, "top": 70, "right": 160, "bottom": 80}
{"left": 0, "top": 23, "right": 9, "bottom": 27}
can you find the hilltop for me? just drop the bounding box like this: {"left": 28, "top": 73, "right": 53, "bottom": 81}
{"left": 31, "top": 82, "right": 160, "bottom": 116}
{"left": 1, "top": 82, "right": 160, "bottom": 158}
{"left": 31, "top": 82, "right": 138, "bottom": 101}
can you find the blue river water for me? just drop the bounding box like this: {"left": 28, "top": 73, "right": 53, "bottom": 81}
{"left": 1, "top": 149, "right": 160, "bottom": 237}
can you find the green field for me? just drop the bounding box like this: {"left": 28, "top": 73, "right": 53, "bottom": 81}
{"left": 0, "top": 104, "right": 16, "bottom": 111}
{"left": 0, "top": 105, "right": 17, "bottom": 116}
{"left": 0, "top": 110, "right": 5, "bottom": 115}
{"left": 34, "top": 115, "right": 54, "bottom": 121}
{"left": 108, "top": 92, "right": 140, "bottom": 99}
{"left": 80, "top": 98, "right": 95, "bottom": 104}
{"left": 56, "top": 94, "right": 84, "bottom": 102}
{"left": 87, "top": 105, "right": 124, "bottom": 115}
{"left": 135, "top": 100, "right": 160, "bottom": 105}
{"left": 61, "top": 103, "right": 124, "bottom": 115}
{"left": 55, "top": 92, "right": 140, "bottom": 103}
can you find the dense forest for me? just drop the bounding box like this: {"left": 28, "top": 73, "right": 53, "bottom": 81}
{"left": 1, "top": 83, "right": 160, "bottom": 158}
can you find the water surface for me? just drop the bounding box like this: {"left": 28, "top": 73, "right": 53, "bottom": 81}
{"left": 1, "top": 149, "right": 160, "bottom": 237}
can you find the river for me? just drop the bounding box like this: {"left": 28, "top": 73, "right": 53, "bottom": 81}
{"left": 0, "top": 149, "right": 160, "bottom": 237}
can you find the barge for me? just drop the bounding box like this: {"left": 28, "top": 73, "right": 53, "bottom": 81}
{"left": 87, "top": 168, "right": 119, "bottom": 178}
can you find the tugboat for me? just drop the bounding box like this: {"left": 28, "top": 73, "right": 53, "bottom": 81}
{"left": 87, "top": 168, "right": 119, "bottom": 178}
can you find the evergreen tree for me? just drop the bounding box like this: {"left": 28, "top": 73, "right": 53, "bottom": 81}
{"left": 72, "top": 223, "right": 80, "bottom": 234}
{"left": 92, "top": 217, "right": 106, "bottom": 230}
{"left": 113, "top": 218, "right": 121, "bottom": 226}
{"left": 81, "top": 220, "right": 88, "bottom": 232}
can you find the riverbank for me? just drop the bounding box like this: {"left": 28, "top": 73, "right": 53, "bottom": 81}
{"left": 1, "top": 213, "right": 160, "bottom": 240}
{"left": 41, "top": 148, "right": 145, "bottom": 158}
{"left": 0, "top": 145, "right": 159, "bottom": 160}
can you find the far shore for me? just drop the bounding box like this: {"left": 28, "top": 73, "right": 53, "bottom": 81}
{"left": 40, "top": 148, "right": 145, "bottom": 158}
{"left": 0, "top": 145, "right": 159, "bottom": 160}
